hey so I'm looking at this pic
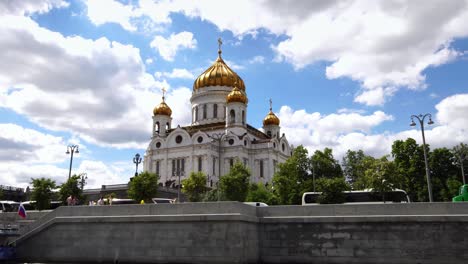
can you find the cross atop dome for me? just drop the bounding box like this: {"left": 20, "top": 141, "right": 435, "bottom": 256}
{"left": 218, "top": 37, "right": 223, "bottom": 57}
{"left": 162, "top": 87, "right": 167, "bottom": 101}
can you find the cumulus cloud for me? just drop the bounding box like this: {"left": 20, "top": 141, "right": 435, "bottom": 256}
{"left": 150, "top": 32, "right": 197, "bottom": 61}
{"left": 83, "top": 0, "right": 468, "bottom": 106}
{"left": 0, "top": 0, "right": 68, "bottom": 16}
{"left": 278, "top": 94, "right": 468, "bottom": 160}
{"left": 155, "top": 68, "right": 195, "bottom": 79}
{"left": 248, "top": 55, "right": 265, "bottom": 64}
{"left": 0, "top": 13, "right": 192, "bottom": 149}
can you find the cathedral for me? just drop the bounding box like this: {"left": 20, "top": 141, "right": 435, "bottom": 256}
{"left": 143, "top": 40, "right": 291, "bottom": 188}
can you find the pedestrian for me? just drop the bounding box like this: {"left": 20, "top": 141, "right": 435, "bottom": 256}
{"left": 67, "top": 195, "right": 73, "bottom": 206}
{"left": 97, "top": 196, "right": 104, "bottom": 206}
{"left": 71, "top": 196, "right": 77, "bottom": 206}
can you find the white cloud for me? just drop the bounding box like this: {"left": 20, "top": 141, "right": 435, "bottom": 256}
{"left": 0, "top": 0, "right": 69, "bottom": 16}
{"left": 84, "top": 0, "right": 468, "bottom": 106}
{"left": 85, "top": 0, "right": 137, "bottom": 31}
{"left": 278, "top": 94, "right": 468, "bottom": 160}
{"left": 150, "top": 32, "right": 197, "bottom": 61}
{"left": 0, "top": 14, "right": 192, "bottom": 149}
{"left": 248, "top": 55, "right": 265, "bottom": 64}
{"left": 435, "top": 93, "right": 468, "bottom": 131}
{"left": 145, "top": 58, "right": 153, "bottom": 64}
{"left": 155, "top": 68, "right": 194, "bottom": 79}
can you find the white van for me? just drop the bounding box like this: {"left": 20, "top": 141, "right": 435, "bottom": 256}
{"left": 0, "top": 201, "right": 19, "bottom": 212}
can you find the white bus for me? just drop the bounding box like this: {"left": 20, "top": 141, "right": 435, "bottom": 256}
{"left": 302, "top": 189, "right": 411, "bottom": 205}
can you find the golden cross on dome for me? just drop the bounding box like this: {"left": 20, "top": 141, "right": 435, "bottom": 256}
{"left": 269, "top": 98, "right": 273, "bottom": 111}
{"left": 218, "top": 37, "right": 223, "bottom": 56}
{"left": 161, "top": 87, "right": 167, "bottom": 100}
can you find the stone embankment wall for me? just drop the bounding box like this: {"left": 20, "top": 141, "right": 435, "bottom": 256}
{"left": 10, "top": 202, "right": 468, "bottom": 263}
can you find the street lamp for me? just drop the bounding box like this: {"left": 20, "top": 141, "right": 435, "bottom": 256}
{"left": 410, "top": 113, "right": 435, "bottom": 202}
{"left": 66, "top": 145, "right": 79, "bottom": 180}
{"left": 177, "top": 169, "right": 184, "bottom": 203}
{"left": 208, "top": 132, "right": 228, "bottom": 201}
{"left": 133, "top": 153, "right": 142, "bottom": 177}
{"left": 79, "top": 173, "right": 88, "bottom": 191}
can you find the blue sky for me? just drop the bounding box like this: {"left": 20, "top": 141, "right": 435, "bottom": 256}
{"left": 1, "top": 0, "right": 467, "bottom": 188}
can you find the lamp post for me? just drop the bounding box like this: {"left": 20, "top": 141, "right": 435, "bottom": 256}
{"left": 66, "top": 145, "right": 79, "bottom": 180}
{"left": 133, "top": 153, "right": 142, "bottom": 177}
{"left": 177, "top": 169, "right": 184, "bottom": 203}
{"left": 208, "top": 132, "right": 227, "bottom": 201}
{"left": 410, "top": 113, "right": 434, "bottom": 202}
{"left": 79, "top": 173, "right": 88, "bottom": 191}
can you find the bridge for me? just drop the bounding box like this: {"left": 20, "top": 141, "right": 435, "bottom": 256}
{"left": 3, "top": 202, "right": 468, "bottom": 263}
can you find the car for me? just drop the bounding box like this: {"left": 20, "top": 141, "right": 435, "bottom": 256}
{"left": 243, "top": 202, "right": 268, "bottom": 207}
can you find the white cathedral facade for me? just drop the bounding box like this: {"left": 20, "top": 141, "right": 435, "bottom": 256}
{"left": 143, "top": 42, "right": 291, "bottom": 188}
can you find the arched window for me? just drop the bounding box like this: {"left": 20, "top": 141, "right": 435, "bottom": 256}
{"left": 203, "top": 104, "right": 207, "bottom": 119}
{"left": 242, "top": 110, "right": 245, "bottom": 125}
{"left": 195, "top": 106, "right": 199, "bottom": 121}
{"left": 230, "top": 109, "right": 235, "bottom": 124}
{"left": 155, "top": 121, "right": 160, "bottom": 133}
{"left": 260, "top": 160, "right": 264, "bottom": 178}
{"left": 267, "top": 131, "right": 272, "bottom": 138}
{"left": 213, "top": 104, "right": 218, "bottom": 118}
{"left": 166, "top": 122, "right": 170, "bottom": 130}
{"left": 198, "top": 156, "right": 202, "bottom": 172}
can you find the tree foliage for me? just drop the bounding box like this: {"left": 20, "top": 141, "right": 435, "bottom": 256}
{"left": 342, "top": 149, "right": 368, "bottom": 186}
{"left": 30, "top": 178, "right": 56, "bottom": 210}
{"left": 316, "top": 177, "right": 350, "bottom": 204}
{"left": 182, "top": 172, "right": 208, "bottom": 202}
{"left": 273, "top": 145, "right": 311, "bottom": 205}
{"left": 311, "top": 148, "right": 343, "bottom": 179}
{"left": 59, "top": 174, "right": 85, "bottom": 205}
{"left": 452, "top": 143, "right": 468, "bottom": 184}
{"left": 391, "top": 138, "right": 428, "bottom": 202}
{"left": 127, "top": 171, "right": 159, "bottom": 203}
{"left": 429, "top": 147, "right": 459, "bottom": 201}
{"left": 246, "top": 183, "right": 278, "bottom": 205}
{"left": 220, "top": 161, "right": 250, "bottom": 202}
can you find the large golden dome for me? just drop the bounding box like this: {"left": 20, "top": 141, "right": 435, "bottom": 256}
{"left": 226, "top": 86, "right": 247, "bottom": 104}
{"left": 263, "top": 110, "right": 280, "bottom": 126}
{"left": 153, "top": 96, "right": 172, "bottom": 117}
{"left": 193, "top": 49, "right": 245, "bottom": 91}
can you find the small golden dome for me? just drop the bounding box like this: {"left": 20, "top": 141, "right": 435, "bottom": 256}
{"left": 193, "top": 41, "right": 245, "bottom": 91}
{"left": 153, "top": 96, "right": 172, "bottom": 117}
{"left": 263, "top": 110, "right": 280, "bottom": 126}
{"left": 226, "top": 86, "right": 247, "bottom": 104}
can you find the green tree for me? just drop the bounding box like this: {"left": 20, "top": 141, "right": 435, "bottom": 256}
{"left": 246, "top": 183, "right": 278, "bottom": 205}
{"left": 441, "top": 176, "right": 463, "bottom": 200}
{"left": 59, "top": 174, "right": 84, "bottom": 205}
{"left": 220, "top": 161, "right": 250, "bottom": 202}
{"left": 316, "top": 177, "right": 350, "bottom": 204}
{"left": 355, "top": 156, "right": 399, "bottom": 200}
{"left": 429, "top": 147, "right": 459, "bottom": 201}
{"left": 202, "top": 188, "right": 226, "bottom": 202}
{"left": 30, "top": 178, "right": 56, "bottom": 210}
{"left": 391, "top": 138, "right": 427, "bottom": 202}
{"left": 342, "top": 149, "right": 370, "bottom": 186}
{"left": 127, "top": 171, "right": 159, "bottom": 203}
{"left": 311, "top": 148, "right": 343, "bottom": 179}
{"left": 182, "top": 172, "right": 208, "bottom": 202}
{"left": 273, "top": 145, "right": 312, "bottom": 205}
{"left": 452, "top": 143, "right": 468, "bottom": 185}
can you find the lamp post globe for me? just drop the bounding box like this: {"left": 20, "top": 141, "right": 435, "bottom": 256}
{"left": 410, "top": 113, "right": 434, "bottom": 202}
